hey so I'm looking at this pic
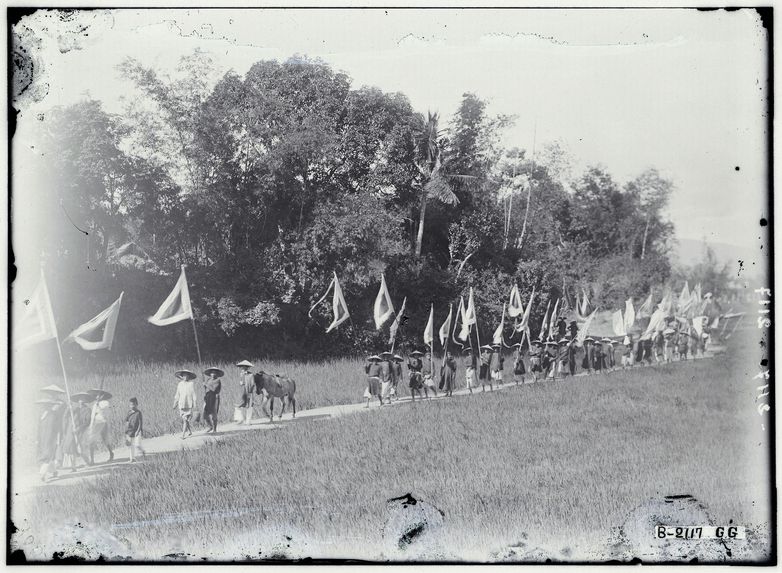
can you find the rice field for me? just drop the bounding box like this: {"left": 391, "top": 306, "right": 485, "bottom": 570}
{"left": 10, "top": 331, "right": 773, "bottom": 562}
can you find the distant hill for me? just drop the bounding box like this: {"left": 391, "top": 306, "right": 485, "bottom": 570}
{"left": 671, "top": 238, "right": 766, "bottom": 279}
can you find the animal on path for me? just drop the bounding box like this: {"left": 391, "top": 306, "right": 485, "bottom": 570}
{"left": 253, "top": 372, "right": 297, "bottom": 421}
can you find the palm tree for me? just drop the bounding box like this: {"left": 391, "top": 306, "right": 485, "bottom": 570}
{"left": 412, "top": 112, "right": 459, "bottom": 258}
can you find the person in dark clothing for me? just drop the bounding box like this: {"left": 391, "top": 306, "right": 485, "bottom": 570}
{"left": 125, "top": 397, "right": 145, "bottom": 462}
{"left": 479, "top": 345, "right": 493, "bottom": 392}
{"left": 441, "top": 352, "right": 457, "bottom": 397}
{"left": 568, "top": 320, "right": 579, "bottom": 340}
{"left": 567, "top": 337, "right": 578, "bottom": 376}
{"left": 556, "top": 316, "right": 568, "bottom": 340}
{"left": 391, "top": 355, "right": 404, "bottom": 400}
{"left": 408, "top": 350, "right": 425, "bottom": 401}
{"left": 512, "top": 342, "right": 526, "bottom": 385}
{"left": 203, "top": 368, "right": 223, "bottom": 433}
{"left": 582, "top": 337, "right": 595, "bottom": 374}
{"left": 37, "top": 399, "right": 65, "bottom": 482}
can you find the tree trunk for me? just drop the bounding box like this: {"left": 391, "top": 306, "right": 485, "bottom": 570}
{"left": 641, "top": 216, "right": 650, "bottom": 259}
{"left": 516, "top": 182, "right": 532, "bottom": 250}
{"left": 415, "top": 189, "right": 427, "bottom": 258}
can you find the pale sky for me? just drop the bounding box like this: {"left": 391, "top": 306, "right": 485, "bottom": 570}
{"left": 15, "top": 8, "right": 770, "bottom": 249}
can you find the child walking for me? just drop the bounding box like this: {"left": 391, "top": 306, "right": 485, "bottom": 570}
{"left": 125, "top": 397, "right": 145, "bottom": 462}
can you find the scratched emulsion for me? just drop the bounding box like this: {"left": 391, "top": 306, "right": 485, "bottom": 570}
{"left": 602, "top": 495, "right": 769, "bottom": 563}
{"left": 11, "top": 10, "right": 113, "bottom": 113}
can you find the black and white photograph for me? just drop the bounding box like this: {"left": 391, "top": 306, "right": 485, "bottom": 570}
{"left": 6, "top": 4, "right": 774, "bottom": 564}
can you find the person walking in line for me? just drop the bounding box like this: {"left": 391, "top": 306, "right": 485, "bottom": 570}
{"left": 125, "top": 397, "right": 145, "bottom": 462}
{"left": 203, "top": 368, "right": 223, "bottom": 433}
{"left": 557, "top": 338, "right": 570, "bottom": 377}
{"left": 407, "top": 350, "right": 425, "bottom": 401}
{"left": 600, "top": 336, "right": 613, "bottom": 373}
{"left": 391, "top": 354, "right": 404, "bottom": 401}
{"left": 36, "top": 398, "right": 65, "bottom": 482}
{"left": 479, "top": 345, "right": 493, "bottom": 392}
{"left": 422, "top": 350, "right": 437, "bottom": 398}
{"left": 567, "top": 337, "right": 578, "bottom": 377}
{"left": 490, "top": 343, "right": 504, "bottom": 386}
{"left": 582, "top": 337, "right": 595, "bottom": 375}
{"left": 379, "top": 351, "right": 394, "bottom": 404}
{"left": 463, "top": 347, "right": 477, "bottom": 394}
{"left": 529, "top": 340, "right": 543, "bottom": 382}
{"left": 60, "top": 393, "right": 92, "bottom": 472}
{"left": 543, "top": 341, "right": 557, "bottom": 379}
{"left": 235, "top": 360, "right": 255, "bottom": 425}
{"left": 607, "top": 338, "right": 617, "bottom": 371}
{"left": 441, "top": 351, "right": 457, "bottom": 397}
{"left": 512, "top": 342, "right": 526, "bottom": 385}
{"left": 172, "top": 370, "right": 197, "bottom": 439}
{"left": 364, "top": 355, "right": 383, "bottom": 407}
{"left": 86, "top": 389, "right": 114, "bottom": 464}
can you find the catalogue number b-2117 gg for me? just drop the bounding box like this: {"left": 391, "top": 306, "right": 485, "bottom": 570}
{"left": 655, "top": 526, "right": 745, "bottom": 539}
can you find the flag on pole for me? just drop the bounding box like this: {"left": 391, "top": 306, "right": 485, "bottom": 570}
{"left": 507, "top": 284, "right": 524, "bottom": 318}
{"left": 692, "top": 315, "right": 706, "bottom": 337}
{"left": 644, "top": 307, "right": 666, "bottom": 336}
{"left": 547, "top": 298, "right": 560, "bottom": 340}
{"left": 459, "top": 288, "right": 477, "bottom": 341}
{"left": 576, "top": 309, "right": 598, "bottom": 345}
{"left": 624, "top": 298, "right": 635, "bottom": 330}
{"left": 454, "top": 297, "right": 467, "bottom": 342}
{"left": 658, "top": 288, "right": 673, "bottom": 316}
{"left": 677, "top": 281, "right": 691, "bottom": 315}
{"left": 388, "top": 296, "right": 407, "bottom": 344}
{"left": 493, "top": 303, "right": 506, "bottom": 345}
{"left": 439, "top": 304, "right": 453, "bottom": 347}
{"left": 637, "top": 292, "right": 653, "bottom": 318}
{"left": 515, "top": 287, "right": 536, "bottom": 332}
{"left": 373, "top": 273, "right": 395, "bottom": 329}
{"left": 149, "top": 265, "right": 193, "bottom": 326}
{"left": 326, "top": 273, "right": 350, "bottom": 333}
{"left": 64, "top": 292, "right": 124, "bottom": 351}
{"left": 577, "top": 287, "right": 591, "bottom": 319}
{"left": 612, "top": 309, "right": 627, "bottom": 337}
{"left": 16, "top": 270, "right": 58, "bottom": 349}
{"left": 537, "top": 299, "right": 552, "bottom": 340}
{"left": 423, "top": 304, "right": 434, "bottom": 346}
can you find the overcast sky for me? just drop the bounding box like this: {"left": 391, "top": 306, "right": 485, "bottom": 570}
{"left": 15, "top": 8, "right": 769, "bottom": 249}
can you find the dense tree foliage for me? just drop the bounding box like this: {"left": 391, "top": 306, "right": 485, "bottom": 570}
{"left": 22, "top": 54, "right": 685, "bottom": 362}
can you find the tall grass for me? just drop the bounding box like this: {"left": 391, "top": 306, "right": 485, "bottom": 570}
{"left": 13, "top": 335, "right": 772, "bottom": 562}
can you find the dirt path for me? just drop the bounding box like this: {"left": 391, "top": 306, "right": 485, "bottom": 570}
{"left": 14, "top": 354, "right": 717, "bottom": 494}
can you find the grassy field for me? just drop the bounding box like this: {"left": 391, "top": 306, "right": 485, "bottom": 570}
{"left": 11, "top": 331, "right": 772, "bottom": 562}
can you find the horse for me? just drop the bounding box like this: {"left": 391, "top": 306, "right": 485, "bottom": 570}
{"left": 252, "top": 371, "right": 297, "bottom": 421}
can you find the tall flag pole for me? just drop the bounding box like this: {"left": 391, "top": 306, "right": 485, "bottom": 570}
{"left": 624, "top": 297, "right": 636, "bottom": 330}
{"left": 64, "top": 292, "right": 124, "bottom": 351}
{"left": 424, "top": 304, "right": 435, "bottom": 376}
{"left": 16, "top": 268, "right": 80, "bottom": 451}
{"left": 389, "top": 296, "right": 408, "bottom": 352}
{"left": 537, "top": 299, "right": 552, "bottom": 341}
{"left": 439, "top": 303, "right": 453, "bottom": 370}
{"left": 373, "top": 273, "right": 395, "bottom": 330}
{"left": 493, "top": 302, "right": 507, "bottom": 345}
{"left": 149, "top": 265, "right": 203, "bottom": 380}
{"left": 452, "top": 296, "right": 466, "bottom": 349}
{"left": 310, "top": 272, "right": 350, "bottom": 333}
